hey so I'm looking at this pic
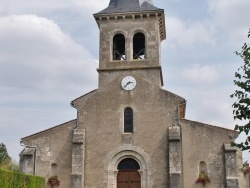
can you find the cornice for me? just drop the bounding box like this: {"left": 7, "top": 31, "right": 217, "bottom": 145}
{"left": 94, "top": 10, "right": 166, "bottom": 41}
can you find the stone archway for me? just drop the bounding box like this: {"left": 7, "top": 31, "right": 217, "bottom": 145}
{"left": 117, "top": 158, "right": 141, "bottom": 188}
{"left": 104, "top": 146, "right": 152, "bottom": 188}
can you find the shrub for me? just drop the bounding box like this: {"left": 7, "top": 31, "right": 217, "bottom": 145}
{"left": 0, "top": 168, "right": 45, "bottom": 188}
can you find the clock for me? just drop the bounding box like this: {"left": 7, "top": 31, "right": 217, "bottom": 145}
{"left": 121, "top": 76, "right": 136, "bottom": 90}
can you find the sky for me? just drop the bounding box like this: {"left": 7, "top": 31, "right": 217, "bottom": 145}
{"left": 0, "top": 0, "right": 250, "bottom": 162}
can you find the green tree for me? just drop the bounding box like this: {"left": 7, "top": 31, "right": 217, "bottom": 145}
{"left": 0, "top": 143, "right": 11, "bottom": 169}
{"left": 231, "top": 29, "right": 250, "bottom": 150}
{"left": 0, "top": 143, "right": 19, "bottom": 171}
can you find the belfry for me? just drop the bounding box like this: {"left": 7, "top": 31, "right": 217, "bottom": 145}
{"left": 20, "top": 0, "right": 245, "bottom": 187}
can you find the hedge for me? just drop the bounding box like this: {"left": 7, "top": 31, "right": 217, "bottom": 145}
{"left": 0, "top": 169, "right": 45, "bottom": 188}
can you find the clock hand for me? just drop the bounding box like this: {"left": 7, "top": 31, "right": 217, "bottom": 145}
{"left": 124, "top": 81, "right": 133, "bottom": 87}
{"left": 123, "top": 82, "right": 128, "bottom": 88}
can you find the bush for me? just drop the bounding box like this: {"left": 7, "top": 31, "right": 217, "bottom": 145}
{"left": 0, "top": 169, "right": 45, "bottom": 188}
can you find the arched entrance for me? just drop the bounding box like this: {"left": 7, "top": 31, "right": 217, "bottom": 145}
{"left": 104, "top": 146, "right": 152, "bottom": 188}
{"left": 117, "top": 158, "right": 141, "bottom": 188}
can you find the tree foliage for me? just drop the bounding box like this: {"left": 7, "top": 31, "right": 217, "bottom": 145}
{"left": 0, "top": 143, "right": 11, "bottom": 169}
{"left": 0, "top": 143, "right": 19, "bottom": 171}
{"left": 0, "top": 168, "right": 45, "bottom": 188}
{"left": 231, "top": 29, "right": 250, "bottom": 150}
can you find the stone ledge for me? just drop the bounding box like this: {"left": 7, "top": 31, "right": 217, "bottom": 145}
{"left": 226, "top": 177, "right": 239, "bottom": 187}
{"left": 71, "top": 174, "right": 82, "bottom": 188}
{"left": 73, "top": 129, "right": 85, "bottom": 144}
{"left": 168, "top": 126, "right": 181, "bottom": 141}
{"left": 169, "top": 173, "right": 182, "bottom": 188}
{"left": 19, "top": 147, "right": 35, "bottom": 156}
{"left": 224, "top": 143, "right": 238, "bottom": 152}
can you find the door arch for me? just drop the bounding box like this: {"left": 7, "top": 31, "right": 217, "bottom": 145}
{"left": 104, "top": 146, "right": 152, "bottom": 188}
{"left": 117, "top": 158, "right": 141, "bottom": 188}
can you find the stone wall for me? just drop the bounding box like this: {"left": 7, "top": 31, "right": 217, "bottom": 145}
{"left": 72, "top": 79, "right": 185, "bottom": 187}
{"left": 96, "top": 12, "right": 164, "bottom": 88}
{"left": 168, "top": 126, "right": 182, "bottom": 188}
{"left": 180, "top": 119, "right": 245, "bottom": 188}
{"left": 20, "top": 120, "right": 76, "bottom": 188}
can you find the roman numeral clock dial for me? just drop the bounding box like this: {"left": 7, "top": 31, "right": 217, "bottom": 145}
{"left": 121, "top": 76, "right": 136, "bottom": 91}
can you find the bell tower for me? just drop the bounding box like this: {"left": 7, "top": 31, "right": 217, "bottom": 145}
{"left": 94, "top": 0, "right": 166, "bottom": 87}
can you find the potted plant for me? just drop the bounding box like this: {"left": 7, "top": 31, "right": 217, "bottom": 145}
{"left": 195, "top": 171, "right": 210, "bottom": 186}
{"left": 48, "top": 176, "right": 60, "bottom": 188}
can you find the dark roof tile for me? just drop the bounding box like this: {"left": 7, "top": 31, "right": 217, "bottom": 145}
{"left": 95, "top": 0, "right": 161, "bottom": 15}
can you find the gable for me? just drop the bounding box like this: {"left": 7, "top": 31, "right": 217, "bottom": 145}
{"left": 21, "top": 119, "right": 77, "bottom": 142}
{"left": 72, "top": 76, "right": 185, "bottom": 110}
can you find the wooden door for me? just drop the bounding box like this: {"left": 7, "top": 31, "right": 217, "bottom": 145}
{"left": 117, "top": 170, "right": 141, "bottom": 188}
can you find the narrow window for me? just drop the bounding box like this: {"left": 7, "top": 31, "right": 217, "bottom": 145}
{"left": 133, "top": 32, "right": 145, "bottom": 59}
{"left": 197, "top": 161, "right": 210, "bottom": 184}
{"left": 113, "top": 34, "right": 125, "bottom": 60}
{"left": 51, "top": 163, "right": 58, "bottom": 176}
{"left": 124, "top": 107, "right": 133, "bottom": 133}
{"left": 199, "top": 161, "right": 207, "bottom": 173}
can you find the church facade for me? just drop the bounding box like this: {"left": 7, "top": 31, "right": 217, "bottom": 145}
{"left": 19, "top": 0, "right": 246, "bottom": 187}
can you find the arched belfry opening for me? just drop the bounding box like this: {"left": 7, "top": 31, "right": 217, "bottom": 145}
{"left": 117, "top": 158, "right": 141, "bottom": 188}
{"left": 113, "top": 34, "right": 126, "bottom": 60}
{"left": 133, "top": 33, "right": 145, "bottom": 59}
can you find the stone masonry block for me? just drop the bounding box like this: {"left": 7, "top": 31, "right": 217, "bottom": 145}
{"left": 73, "top": 129, "right": 85, "bottom": 144}
{"left": 169, "top": 126, "right": 181, "bottom": 141}
{"left": 226, "top": 178, "right": 239, "bottom": 188}
{"left": 169, "top": 173, "right": 182, "bottom": 188}
{"left": 169, "top": 142, "right": 181, "bottom": 173}
{"left": 71, "top": 174, "right": 82, "bottom": 188}
{"left": 224, "top": 144, "right": 239, "bottom": 188}
{"left": 168, "top": 126, "right": 182, "bottom": 188}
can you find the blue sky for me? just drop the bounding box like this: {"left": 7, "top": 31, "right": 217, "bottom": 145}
{"left": 0, "top": 0, "right": 250, "bottom": 162}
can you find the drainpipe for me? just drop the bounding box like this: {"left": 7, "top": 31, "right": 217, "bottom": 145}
{"left": 20, "top": 140, "right": 36, "bottom": 176}
{"left": 71, "top": 101, "right": 79, "bottom": 129}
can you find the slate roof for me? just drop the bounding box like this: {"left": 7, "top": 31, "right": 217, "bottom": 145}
{"left": 96, "top": 0, "right": 162, "bottom": 15}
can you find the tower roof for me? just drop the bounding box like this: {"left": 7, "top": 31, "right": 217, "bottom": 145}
{"left": 96, "top": 0, "right": 162, "bottom": 15}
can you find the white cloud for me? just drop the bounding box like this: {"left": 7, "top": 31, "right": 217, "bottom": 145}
{"left": 0, "top": 14, "right": 97, "bottom": 94}
{"left": 208, "top": 0, "right": 250, "bottom": 30}
{"left": 208, "top": 0, "right": 250, "bottom": 46}
{"left": 0, "top": 0, "right": 72, "bottom": 15}
{"left": 195, "top": 98, "right": 234, "bottom": 127}
{"left": 181, "top": 64, "right": 218, "bottom": 85}
{"left": 165, "top": 16, "right": 215, "bottom": 49}
{"left": 0, "top": 14, "right": 98, "bottom": 160}
{"left": 72, "top": 0, "right": 109, "bottom": 14}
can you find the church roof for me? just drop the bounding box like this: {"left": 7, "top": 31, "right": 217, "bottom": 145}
{"left": 96, "top": 0, "right": 162, "bottom": 15}
{"left": 180, "top": 119, "right": 239, "bottom": 138}
{"left": 21, "top": 119, "right": 77, "bottom": 140}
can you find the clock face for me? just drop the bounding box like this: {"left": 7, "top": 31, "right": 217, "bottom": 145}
{"left": 121, "top": 76, "right": 136, "bottom": 90}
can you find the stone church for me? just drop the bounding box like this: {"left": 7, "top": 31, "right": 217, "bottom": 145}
{"left": 19, "top": 0, "right": 246, "bottom": 187}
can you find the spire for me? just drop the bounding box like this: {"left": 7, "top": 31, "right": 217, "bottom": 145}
{"left": 96, "top": 0, "right": 161, "bottom": 15}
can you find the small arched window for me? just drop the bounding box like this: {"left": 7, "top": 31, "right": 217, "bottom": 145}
{"left": 133, "top": 32, "right": 145, "bottom": 59}
{"left": 199, "top": 161, "right": 207, "bottom": 173}
{"left": 113, "top": 34, "right": 126, "bottom": 60}
{"left": 124, "top": 107, "right": 133, "bottom": 133}
{"left": 51, "top": 163, "right": 58, "bottom": 176}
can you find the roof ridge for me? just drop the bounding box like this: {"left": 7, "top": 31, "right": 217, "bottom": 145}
{"left": 21, "top": 119, "right": 77, "bottom": 140}
{"left": 95, "top": 0, "right": 161, "bottom": 15}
